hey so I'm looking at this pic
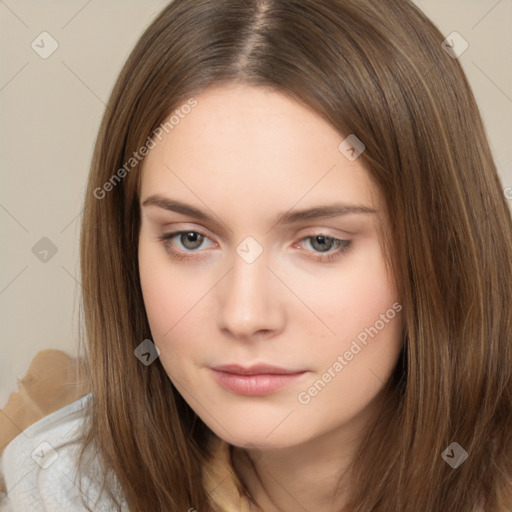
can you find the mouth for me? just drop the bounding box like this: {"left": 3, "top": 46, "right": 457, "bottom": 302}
{"left": 210, "top": 364, "right": 308, "bottom": 396}
{"left": 211, "top": 363, "right": 306, "bottom": 375}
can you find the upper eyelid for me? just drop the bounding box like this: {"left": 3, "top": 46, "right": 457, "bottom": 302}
{"left": 159, "top": 221, "right": 351, "bottom": 238}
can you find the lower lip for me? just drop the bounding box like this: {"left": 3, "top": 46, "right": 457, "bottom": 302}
{"left": 211, "top": 369, "right": 307, "bottom": 396}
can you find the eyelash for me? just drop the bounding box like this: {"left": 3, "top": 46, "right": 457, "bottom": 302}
{"left": 158, "top": 231, "right": 352, "bottom": 263}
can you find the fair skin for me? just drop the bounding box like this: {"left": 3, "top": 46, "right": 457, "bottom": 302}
{"left": 138, "top": 83, "right": 403, "bottom": 512}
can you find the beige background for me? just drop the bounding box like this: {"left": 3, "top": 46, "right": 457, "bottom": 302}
{"left": 1, "top": 0, "right": 511, "bottom": 407}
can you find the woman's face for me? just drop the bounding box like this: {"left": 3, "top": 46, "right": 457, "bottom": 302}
{"left": 138, "top": 84, "right": 403, "bottom": 450}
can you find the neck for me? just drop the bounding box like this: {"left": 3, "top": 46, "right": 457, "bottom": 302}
{"left": 232, "top": 395, "right": 383, "bottom": 512}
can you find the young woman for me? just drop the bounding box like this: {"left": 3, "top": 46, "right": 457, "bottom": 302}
{"left": 2, "top": 0, "right": 511, "bottom": 511}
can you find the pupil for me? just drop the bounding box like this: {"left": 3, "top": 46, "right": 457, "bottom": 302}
{"left": 182, "top": 232, "right": 202, "bottom": 249}
{"left": 313, "top": 236, "right": 332, "bottom": 252}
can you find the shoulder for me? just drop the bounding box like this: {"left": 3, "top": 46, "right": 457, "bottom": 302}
{"left": 0, "top": 349, "right": 88, "bottom": 455}
{"left": 1, "top": 394, "right": 123, "bottom": 512}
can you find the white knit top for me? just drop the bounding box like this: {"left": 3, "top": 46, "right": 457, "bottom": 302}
{"left": 0, "top": 394, "right": 126, "bottom": 512}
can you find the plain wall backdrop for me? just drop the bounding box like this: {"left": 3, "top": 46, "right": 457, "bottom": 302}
{"left": 1, "top": 0, "right": 512, "bottom": 407}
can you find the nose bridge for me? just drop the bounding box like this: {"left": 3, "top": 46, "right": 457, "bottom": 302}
{"left": 228, "top": 250, "right": 271, "bottom": 309}
{"left": 217, "top": 246, "right": 282, "bottom": 337}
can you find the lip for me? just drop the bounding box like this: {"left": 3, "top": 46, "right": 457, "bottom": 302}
{"left": 210, "top": 364, "right": 308, "bottom": 396}
{"left": 211, "top": 364, "right": 305, "bottom": 375}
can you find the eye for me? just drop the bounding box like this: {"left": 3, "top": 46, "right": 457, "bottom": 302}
{"left": 158, "top": 231, "right": 351, "bottom": 263}
{"left": 297, "top": 235, "right": 352, "bottom": 262}
{"left": 158, "top": 230, "right": 215, "bottom": 259}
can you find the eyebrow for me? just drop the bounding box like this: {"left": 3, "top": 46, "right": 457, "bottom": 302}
{"left": 141, "top": 194, "right": 377, "bottom": 227}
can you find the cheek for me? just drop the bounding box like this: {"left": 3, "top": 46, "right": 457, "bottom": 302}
{"left": 286, "top": 237, "right": 399, "bottom": 343}
{"left": 138, "top": 235, "right": 216, "bottom": 379}
{"left": 138, "top": 236, "right": 194, "bottom": 342}
{"left": 327, "top": 267, "right": 399, "bottom": 344}
{"left": 139, "top": 263, "right": 191, "bottom": 383}
{"left": 293, "top": 242, "right": 403, "bottom": 422}
{"left": 291, "top": 238, "right": 402, "bottom": 392}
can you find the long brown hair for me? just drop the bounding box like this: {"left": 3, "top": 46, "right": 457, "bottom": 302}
{"left": 77, "top": 0, "right": 512, "bottom": 510}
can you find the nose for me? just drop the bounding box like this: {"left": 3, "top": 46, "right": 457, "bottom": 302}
{"left": 216, "top": 250, "right": 285, "bottom": 341}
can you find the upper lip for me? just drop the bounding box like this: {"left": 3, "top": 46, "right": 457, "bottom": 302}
{"left": 211, "top": 364, "right": 306, "bottom": 375}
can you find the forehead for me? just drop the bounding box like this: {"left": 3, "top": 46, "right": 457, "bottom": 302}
{"left": 140, "top": 84, "right": 383, "bottom": 219}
